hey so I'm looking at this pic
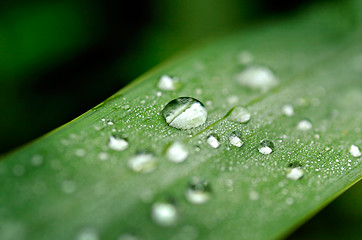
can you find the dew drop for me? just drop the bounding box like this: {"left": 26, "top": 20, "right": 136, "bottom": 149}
{"left": 158, "top": 75, "right": 180, "bottom": 91}
{"left": 108, "top": 135, "right": 128, "bottom": 151}
{"left": 227, "top": 106, "right": 251, "bottom": 123}
{"left": 229, "top": 131, "right": 244, "bottom": 147}
{"left": 162, "top": 97, "right": 207, "bottom": 130}
{"left": 296, "top": 119, "right": 312, "bottom": 130}
{"left": 62, "top": 180, "right": 76, "bottom": 194}
{"left": 206, "top": 134, "right": 220, "bottom": 149}
{"left": 237, "top": 51, "right": 254, "bottom": 64}
{"left": 165, "top": 141, "right": 188, "bottom": 163}
{"left": 236, "top": 65, "right": 278, "bottom": 92}
{"left": 282, "top": 104, "right": 294, "bottom": 116}
{"left": 76, "top": 228, "right": 99, "bottom": 240}
{"left": 258, "top": 140, "right": 274, "bottom": 155}
{"left": 286, "top": 163, "right": 304, "bottom": 180}
{"left": 349, "top": 145, "right": 361, "bottom": 157}
{"left": 151, "top": 202, "right": 177, "bottom": 227}
{"left": 31, "top": 155, "right": 43, "bottom": 166}
{"left": 185, "top": 177, "right": 211, "bottom": 204}
{"left": 128, "top": 152, "right": 156, "bottom": 173}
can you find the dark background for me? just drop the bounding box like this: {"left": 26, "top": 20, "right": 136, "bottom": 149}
{"left": 0, "top": 0, "right": 360, "bottom": 239}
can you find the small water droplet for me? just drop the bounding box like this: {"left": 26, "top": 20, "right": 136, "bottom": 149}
{"left": 249, "top": 190, "right": 259, "bottom": 201}
{"left": 162, "top": 97, "right": 207, "bottom": 130}
{"left": 286, "top": 197, "right": 294, "bottom": 205}
{"left": 206, "top": 134, "right": 220, "bottom": 149}
{"left": 296, "top": 119, "right": 312, "bottom": 130}
{"left": 98, "top": 152, "right": 109, "bottom": 161}
{"left": 13, "top": 164, "right": 25, "bottom": 176}
{"left": 165, "top": 141, "right": 188, "bottom": 163}
{"left": 158, "top": 75, "right": 180, "bottom": 91}
{"left": 31, "top": 155, "right": 43, "bottom": 166}
{"left": 108, "top": 135, "right": 128, "bottom": 151}
{"left": 258, "top": 140, "right": 274, "bottom": 155}
{"left": 227, "top": 106, "right": 251, "bottom": 123}
{"left": 128, "top": 152, "right": 156, "bottom": 173}
{"left": 77, "top": 228, "right": 99, "bottom": 240}
{"left": 349, "top": 145, "right": 361, "bottom": 157}
{"left": 286, "top": 163, "right": 304, "bottom": 180}
{"left": 236, "top": 65, "right": 278, "bottom": 92}
{"left": 229, "top": 131, "right": 244, "bottom": 147}
{"left": 185, "top": 177, "right": 211, "bottom": 204}
{"left": 75, "top": 149, "right": 86, "bottom": 157}
{"left": 227, "top": 95, "right": 239, "bottom": 105}
{"left": 151, "top": 202, "right": 177, "bottom": 227}
{"left": 237, "top": 51, "right": 254, "bottom": 64}
{"left": 62, "top": 180, "right": 76, "bottom": 194}
{"left": 282, "top": 104, "right": 294, "bottom": 116}
{"left": 122, "top": 105, "right": 131, "bottom": 110}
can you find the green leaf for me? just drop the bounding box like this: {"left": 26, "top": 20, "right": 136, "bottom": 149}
{"left": 1, "top": 1, "right": 361, "bottom": 240}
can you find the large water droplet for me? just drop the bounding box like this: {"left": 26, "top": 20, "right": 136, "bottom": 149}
{"left": 296, "top": 119, "right": 312, "bottom": 130}
{"left": 185, "top": 177, "right": 211, "bottom": 204}
{"left": 227, "top": 106, "right": 251, "bottom": 123}
{"left": 206, "top": 134, "right": 220, "bottom": 149}
{"left": 151, "top": 202, "right": 177, "bottom": 227}
{"left": 258, "top": 140, "right": 274, "bottom": 155}
{"left": 236, "top": 65, "right": 278, "bottom": 92}
{"left": 229, "top": 131, "right": 244, "bottom": 147}
{"left": 282, "top": 104, "right": 294, "bottom": 117}
{"left": 158, "top": 75, "right": 180, "bottom": 91}
{"left": 349, "top": 144, "right": 361, "bottom": 157}
{"left": 165, "top": 141, "right": 188, "bottom": 163}
{"left": 108, "top": 135, "right": 128, "bottom": 151}
{"left": 286, "top": 163, "right": 304, "bottom": 180}
{"left": 128, "top": 152, "right": 156, "bottom": 173}
{"left": 162, "top": 97, "right": 207, "bottom": 130}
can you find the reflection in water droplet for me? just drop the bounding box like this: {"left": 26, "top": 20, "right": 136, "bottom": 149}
{"left": 158, "top": 75, "right": 180, "bottom": 91}
{"left": 151, "top": 202, "right": 177, "bottom": 227}
{"left": 77, "top": 228, "right": 99, "bottom": 240}
{"left": 229, "top": 131, "right": 244, "bottom": 147}
{"left": 286, "top": 163, "right": 304, "bottom": 180}
{"left": 162, "top": 97, "right": 207, "bottom": 130}
{"left": 108, "top": 135, "right": 128, "bottom": 151}
{"left": 236, "top": 65, "right": 278, "bottom": 92}
{"left": 349, "top": 145, "right": 361, "bottom": 157}
{"left": 128, "top": 152, "right": 156, "bottom": 173}
{"left": 166, "top": 141, "right": 188, "bottom": 163}
{"left": 282, "top": 104, "right": 294, "bottom": 117}
{"left": 227, "top": 106, "right": 251, "bottom": 123}
{"left": 296, "top": 119, "right": 312, "bottom": 130}
{"left": 258, "top": 140, "right": 274, "bottom": 155}
{"left": 206, "top": 134, "right": 220, "bottom": 149}
{"left": 186, "top": 177, "right": 211, "bottom": 204}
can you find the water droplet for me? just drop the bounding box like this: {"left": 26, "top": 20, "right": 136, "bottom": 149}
{"left": 128, "top": 152, "right": 156, "bottom": 173}
{"left": 158, "top": 75, "right": 180, "bottom": 91}
{"left": 165, "top": 141, "right": 188, "bottom": 163}
{"left": 77, "top": 228, "right": 99, "bottom": 240}
{"left": 249, "top": 190, "right": 259, "bottom": 201}
{"left": 151, "top": 202, "right": 177, "bottom": 227}
{"left": 282, "top": 104, "right": 294, "bottom": 116}
{"left": 258, "top": 140, "right": 274, "bottom": 155}
{"left": 227, "top": 106, "right": 251, "bottom": 123}
{"left": 122, "top": 105, "right": 131, "bottom": 110}
{"left": 162, "top": 97, "right": 207, "bottom": 130}
{"left": 206, "top": 134, "right": 220, "bottom": 149}
{"left": 349, "top": 144, "right": 361, "bottom": 157}
{"left": 31, "top": 155, "right": 43, "bottom": 166}
{"left": 62, "top": 180, "right": 76, "bottom": 194}
{"left": 227, "top": 95, "right": 239, "bottom": 105}
{"left": 296, "top": 119, "right": 312, "bottom": 130}
{"left": 98, "top": 152, "right": 109, "bottom": 161}
{"left": 237, "top": 51, "right": 254, "bottom": 64}
{"left": 75, "top": 149, "right": 86, "bottom": 157}
{"left": 185, "top": 177, "right": 211, "bottom": 204}
{"left": 108, "top": 135, "right": 128, "bottom": 151}
{"left": 236, "top": 65, "right": 278, "bottom": 92}
{"left": 229, "top": 131, "right": 244, "bottom": 147}
{"left": 286, "top": 163, "right": 304, "bottom": 180}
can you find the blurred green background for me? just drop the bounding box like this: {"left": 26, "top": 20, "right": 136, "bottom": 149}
{"left": 0, "top": 0, "right": 360, "bottom": 238}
